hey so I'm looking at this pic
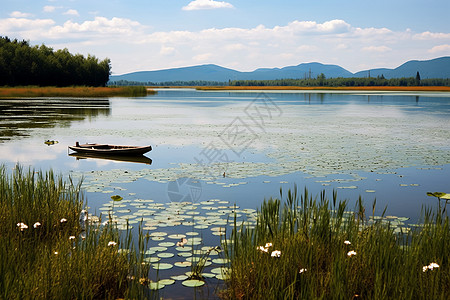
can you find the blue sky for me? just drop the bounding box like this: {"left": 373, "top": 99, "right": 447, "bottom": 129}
{"left": 1, "top": 0, "right": 449, "bottom": 74}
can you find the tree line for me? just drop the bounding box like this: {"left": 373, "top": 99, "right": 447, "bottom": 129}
{"left": 229, "top": 73, "right": 450, "bottom": 87}
{"left": 109, "top": 79, "right": 228, "bottom": 86}
{"left": 0, "top": 36, "right": 111, "bottom": 87}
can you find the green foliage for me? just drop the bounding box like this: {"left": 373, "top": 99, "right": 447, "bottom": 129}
{"left": 0, "top": 165, "right": 151, "bottom": 299}
{"left": 229, "top": 76, "right": 450, "bottom": 87}
{"left": 221, "top": 188, "right": 450, "bottom": 299}
{"left": 0, "top": 36, "right": 111, "bottom": 87}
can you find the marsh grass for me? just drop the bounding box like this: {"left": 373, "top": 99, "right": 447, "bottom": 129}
{"left": 221, "top": 186, "right": 449, "bottom": 299}
{"left": 0, "top": 165, "right": 152, "bottom": 299}
{"left": 0, "top": 86, "right": 153, "bottom": 98}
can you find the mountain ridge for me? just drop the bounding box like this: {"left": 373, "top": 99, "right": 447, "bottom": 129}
{"left": 110, "top": 57, "right": 450, "bottom": 83}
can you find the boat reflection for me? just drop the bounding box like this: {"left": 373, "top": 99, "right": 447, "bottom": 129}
{"left": 69, "top": 152, "right": 152, "bottom": 165}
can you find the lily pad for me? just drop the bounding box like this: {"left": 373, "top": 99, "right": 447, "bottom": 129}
{"left": 152, "top": 263, "right": 173, "bottom": 270}
{"left": 174, "top": 261, "right": 192, "bottom": 267}
{"left": 171, "top": 274, "right": 189, "bottom": 281}
{"left": 148, "top": 282, "right": 165, "bottom": 290}
{"left": 182, "top": 279, "right": 205, "bottom": 287}
{"left": 212, "top": 258, "right": 229, "bottom": 264}
{"left": 159, "top": 279, "right": 175, "bottom": 286}
{"left": 157, "top": 252, "right": 175, "bottom": 258}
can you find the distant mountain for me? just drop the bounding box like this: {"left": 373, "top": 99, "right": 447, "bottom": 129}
{"left": 354, "top": 57, "right": 450, "bottom": 79}
{"left": 109, "top": 57, "right": 450, "bottom": 83}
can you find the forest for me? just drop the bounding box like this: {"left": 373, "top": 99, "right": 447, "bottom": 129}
{"left": 0, "top": 37, "right": 111, "bottom": 87}
{"left": 229, "top": 74, "right": 450, "bottom": 87}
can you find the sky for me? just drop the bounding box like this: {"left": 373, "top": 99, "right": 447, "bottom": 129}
{"left": 1, "top": 0, "right": 450, "bottom": 75}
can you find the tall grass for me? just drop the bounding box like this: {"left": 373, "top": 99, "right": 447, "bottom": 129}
{"left": 0, "top": 165, "right": 152, "bottom": 299}
{"left": 0, "top": 86, "right": 154, "bottom": 98}
{"left": 221, "top": 186, "right": 449, "bottom": 299}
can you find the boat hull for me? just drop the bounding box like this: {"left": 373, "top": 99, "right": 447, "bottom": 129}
{"left": 68, "top": 144, "right": 152, "bottom": 156}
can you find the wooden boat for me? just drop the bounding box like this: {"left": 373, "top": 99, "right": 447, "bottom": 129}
{"left": 68, "top": 142, "right": 152, "bottom": 156}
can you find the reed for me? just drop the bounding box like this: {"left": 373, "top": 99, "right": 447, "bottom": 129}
{"left": 0, "top": 86, "right": 154, "bottom": 98}
{"left": 221, "top": 187, "right": 449, "bottom": 299}
{"left": 0, "top": 165, "right": 152, "bottom": 299}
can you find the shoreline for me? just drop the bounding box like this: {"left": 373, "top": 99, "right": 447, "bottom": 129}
{"left": 194, "top": 86, "right": 450, "bottom": 92}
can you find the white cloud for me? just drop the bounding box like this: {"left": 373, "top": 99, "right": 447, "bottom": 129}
{"left": 414, "top": 31, "right": 450, "bottom": 40}
{"left": 63, "top": 9, "right": 80, "bottom": 17}
{"left": 9, "top": 11, "right": 32, "bottom": 18}
{"left": 43, "top": 6, "right": 57, "bottom": 13}
{"left": 428, "top": 44, "right": 450, "bottom": 53}
{"left": 297, "top": 45, "right": 319, "bottom": 52}
{"left": 362, "top": 46, "right": 392, "bottom": 52}
{"left": 183, "top": 0, "right": 234, "bottom": 11}
{"left": 193, "top": 53, "right": 213, "bottom": 61}
{"left": 160, "top": 46, "right": 176, "bottom": 55}
{"left": 1, "top": 14, "right": 448, "bottom": 74}
{"left": 47, "top": 17, "right": 146, "bottom": 39}
{"left": 0, "top": 17, "right": 55, "bottom": 33}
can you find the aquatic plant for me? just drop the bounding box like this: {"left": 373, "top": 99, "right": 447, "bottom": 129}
{"left": 221, "top": 187, "right": 450, "bottom": 299}
{"left": 0, "top": 165, "right": 152, "bottom": 299}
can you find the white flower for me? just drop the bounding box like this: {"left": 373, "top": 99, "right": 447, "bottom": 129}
{"left": 271, "top": 250, "right": 281, "bottom": 257}
{"left": 423, "top": 262, "right": 440, "bottom": 272}
{"left": 347, "top": 250, "right": 357, "bottom": 257}
{"left": 344, "top": 240, "right": 351, "bottom": 245}
{"left": 428, "top": 262, "right": 439, "bottom": 269}
{"left": 176, "top": 238, "right": 188, "bottom": 247}
{"left": 108, "top": 241, "right": 117, "bottom": 247}
{"left": 257, "top": 245, "right": 269, "bottom": 253}
{"left": 54, "top": 251, "right": 58, "bottom": 255}
{"left": 60, "top": 218, "right": 67, "bottom": 223}
{"left": 33, "top": 222, "right": 41, "bottom": 228}
{"left": 17, "top": 222, "right": 28, "bottom": 231}
{"left": 299, "top": 268, "right": 307, "bottom": 273}
{"left": 69, "top": 236, "right": 76, "bottom": 240}
{"left": 265, "top": 242, "right": 273, "bottom": 248}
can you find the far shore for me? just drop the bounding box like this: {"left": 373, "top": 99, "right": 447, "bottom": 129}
{"left": 192, "top": 86, "right": 450, "bottom": 92}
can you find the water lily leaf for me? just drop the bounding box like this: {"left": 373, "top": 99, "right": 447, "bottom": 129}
{"left": 171, "top": 274, "right": 188, "bottom": 281}
{"left": 177, "top": 252, "right": 192, "bottom": 257}
{"left": 111, "top": 195, "right": 123, "bottom": 201}
{"left": 152, "top": 263, "right": 173, "bottom": 270}
{"left": 182, "top": 279, "right": 205, "bottom": 287}
{"left": 158, "top": 242, "right": 175, "bottom": 247}
{"left": 174, "top": 261, "right": 192, "bottom": 267}
{"left": 201, "top": 273, "right": 216, "bottom": 278}
{"left": 157, "top": 252, "right": 175, "bottom": 258}
{"left": 212, "top": 258, "right": 229, "bottom": 264}
{"left": 148, "top": 282, "right": 165, "bottom": 290}
{"left": 215, "top": 274, "right": 227, "bottom": 280}
{"left": 427, "top": 192, "right": 448, "bottom": 198}
{"left": 210, "top": 267, "right": 230, "bottom": 274}
{"left": 144, "top": 257, "right": 160, "bottom": 263}
{"left": 148, "top": 246, "right": 168, "bottom": 252}
{"left": 159, "top": 279, "right": 175, "bottom": 286}
{"left": 168, "top": 234, "right": 186, "bottom": 239}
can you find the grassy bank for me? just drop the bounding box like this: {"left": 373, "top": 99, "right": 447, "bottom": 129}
{"left": 0, "top": 166, "right": 150, "bottom": 299}
{"left": 197, "top": 86, "right": 450, "bottom": 92}
{"left": 0, "top": 86, "right": 155, "bottom": 98}
{"left": 221, "top": 188, "right": 449, "bottom": 299}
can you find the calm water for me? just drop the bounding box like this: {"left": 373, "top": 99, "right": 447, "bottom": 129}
{"left": 1, "top": 89, "right": 450, "bottom": 298}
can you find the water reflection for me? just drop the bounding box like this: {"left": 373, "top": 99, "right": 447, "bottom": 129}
{"left": 69, "top": 152, "right": 152, "bottom": 165}
{"left": 0, "top": 98, "right": 110, "bottom": 141}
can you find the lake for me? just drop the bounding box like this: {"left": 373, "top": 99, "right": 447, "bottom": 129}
{"left": 1, "top": 88, "right": 449, "bottom": 298}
